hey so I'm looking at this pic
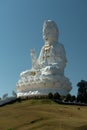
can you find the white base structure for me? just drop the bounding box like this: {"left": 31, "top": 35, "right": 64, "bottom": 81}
{"left": 16, "top": 20, "right": 72, "bottom": 97}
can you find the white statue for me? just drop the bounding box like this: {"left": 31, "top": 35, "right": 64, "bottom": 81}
{"left": 30, "top": 49, "right": 37, "bottom": 69}
{"left": 38, "top": 20, "right": 67, "bottom": 74}
{"left": 16, "top": 20, "right": 72, "bottom": 97}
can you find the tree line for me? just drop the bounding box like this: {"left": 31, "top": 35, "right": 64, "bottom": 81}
{"left": 0, "top": 80, "right": 87, "bottom": 104}
{"left": 48, "top": 80, "right": 87, "bottom": 103}
{"left": 27, "top": 79, "right": 87, "bottom": 104}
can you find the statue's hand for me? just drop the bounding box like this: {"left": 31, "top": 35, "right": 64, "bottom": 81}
{"left": 41, "top": 65, "right": 59, "bottom": 75}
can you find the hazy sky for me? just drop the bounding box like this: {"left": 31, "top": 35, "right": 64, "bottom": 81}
{"left": 0, "top": 0, "right": 87, "bottom": 97}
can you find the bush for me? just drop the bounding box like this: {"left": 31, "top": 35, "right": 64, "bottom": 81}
{"left": 17, "top": 97, "right": 22, "bottom": 103}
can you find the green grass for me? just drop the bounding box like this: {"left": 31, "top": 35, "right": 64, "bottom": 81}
{"left": 0, "top": 99, "right": 87, "bottom": 130}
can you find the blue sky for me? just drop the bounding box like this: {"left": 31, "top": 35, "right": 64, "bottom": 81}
{"left": 0, "top": 0, "right": 87, "bottom": 97}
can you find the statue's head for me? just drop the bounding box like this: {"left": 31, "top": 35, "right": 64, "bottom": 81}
{"left": 43, "top": 20, "right": 59, "bottom": 44}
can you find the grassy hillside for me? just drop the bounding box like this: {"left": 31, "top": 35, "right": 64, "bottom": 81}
{"left": 0, "top": 99, "right": 87, "bottom": 130}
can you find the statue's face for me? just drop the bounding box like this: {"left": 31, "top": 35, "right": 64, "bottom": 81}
{"left": 43, "top": 20, "right": 58, "bottom": 44}
{"left": 43, "top": 28, "right": 55, "bottom": 43}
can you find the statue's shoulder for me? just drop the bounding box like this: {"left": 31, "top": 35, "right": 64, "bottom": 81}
{"left": 55, "top": 42, "right": 65, "bottom": 50}
{"left": 58, "top": 42, "right": 64, "bottom": 47}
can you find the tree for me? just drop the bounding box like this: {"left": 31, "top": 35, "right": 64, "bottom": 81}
{"left": 77, "top": 80, "right": 87, "bottom": 103}
{"left": 48, "top": 93, "right": 53, "bottom": 99}
{"left": 65, "top": 94, "right": 71, "bottom": 102}
{"left": 53, "top": 92, "right": 61, "bottom": 100}
{"left": 70, "top": 95, "right": 76, "bottom": 102}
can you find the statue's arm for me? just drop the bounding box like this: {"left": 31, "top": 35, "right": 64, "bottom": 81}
{"left": 54, "top": 44, "right": 67, "bottom": 70}
{"left": 30, "top": 49, "right": 37, "bottom": 68}
{"left": 37, "top": 46, "right": 44, "bottom": 65}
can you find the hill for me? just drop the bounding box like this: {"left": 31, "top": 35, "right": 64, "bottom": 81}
{"left": 0, "top": 99, "right": 87, "bottom": 130}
